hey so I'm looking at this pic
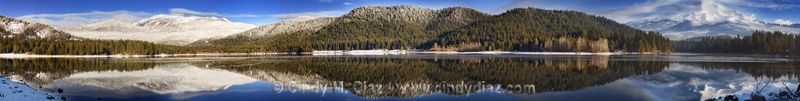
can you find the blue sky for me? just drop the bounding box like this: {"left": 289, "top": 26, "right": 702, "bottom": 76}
{"left": 1, "top": 0, "right": 798, "bottom": 27}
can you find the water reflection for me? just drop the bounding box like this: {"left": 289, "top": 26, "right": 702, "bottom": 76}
{"left": 0, "top": 55, "right": 797, "bottom": 100}
{"left": 0, "top": 58, "right": 258, "bottom": 100}
{"left": 197, "top": 56, "right": 668, "bottom": 98}
{"left": 523, "top": 63, "right": 799, "bottom": 101}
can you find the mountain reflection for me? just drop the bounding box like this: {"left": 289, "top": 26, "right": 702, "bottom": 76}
{"left": 0, "top": 58, "right": 258, "bottom": 99}
{"left": 0, "top": 58, "right": 159, "bottom": 85}
{"left": 0, "top": 56, "right": 798, "bottom": 100}
{"left": 195, "top": 56, "right": 670, "bottom": 98}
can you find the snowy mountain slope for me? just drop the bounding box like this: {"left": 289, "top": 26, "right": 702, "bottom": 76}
{"left": 60, "top": 14, "right": 256, "bottom": 45}
{"left": 193, "top": 16, "right": 336, "bottom": 44}
{"left": 0, "top": 15, "right": 76, "bottom": 40}
{"left": 624, "top": 0, "right": 800, "bottom": 39}
{"left": 234, "top": 16, "right": 335, "bottom": 37}
{"left": 61, "top": 20, "right": 147, "bottom": 32}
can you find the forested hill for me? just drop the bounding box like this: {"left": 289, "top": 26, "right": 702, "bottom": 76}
{"left": 438, "top": 8, "right": 672, "bottom": 52}
{"left": 190, "top": 6, "right": 672, "bottom": 53}
{"left": 190, "top": 5, "right": 491, "bottom": 52}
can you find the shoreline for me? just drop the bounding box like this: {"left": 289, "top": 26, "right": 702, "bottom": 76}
{"left": 0, "top": 76, "right": 63, "bottom": 100}
{"left": 409, "top": 51, "right": 620, "bottom": 55}
{"left": 0, "top": 51, "right": 666, "bottom": 58}
{"left": 0, "top": 53, "right": 287, "bottom": 59}
{"left": 671, "top": 52, "right": 800, "bottom": 58}
{"left": 312, "top": 50, "right": 634, "bottom": 55}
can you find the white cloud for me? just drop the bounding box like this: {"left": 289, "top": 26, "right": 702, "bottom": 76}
{"left": 168, "top": 8, "right": 260, "bottom": 18}
{"left": 319, "top": 0, "right": 333, "bottom": 2}
{"left": 17, "top": 10, "right": 153, "bottom": 28}
{"left": 269, "top": 10, "right": 345, "bottom": 20}
{"left": 773, "top": 19, "right": 793, "bottom": 25}
{"left": 583, "top": 0, "right": 769, "bottom": 24}
{"left": 343, "top": 2, "right": 354, "bottom": 5}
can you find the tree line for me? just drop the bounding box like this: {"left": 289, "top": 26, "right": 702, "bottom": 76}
{"left": 673, "top": 31, "right": 800, "bottom": 55}
{"left": 0, "top": 37, "right": 195, "bottom": 55}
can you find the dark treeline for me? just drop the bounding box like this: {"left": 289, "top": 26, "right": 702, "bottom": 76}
{"left": 691, "top": 62, "right": 800, "bottom": 79}
{"left": 0, "top": 58, "right": 159, "bottom": 73}
{"left": 191, "top": 7, "right": 673, "bottom": 53}
{"left": 673, "top": 31, "right": 800, "bottom": 55}
{"left": 0, "top": 37, "right": 195, "bottom": 55}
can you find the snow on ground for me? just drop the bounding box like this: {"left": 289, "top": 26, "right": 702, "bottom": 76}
{"left": 5, "top": 22, "right": 24, "bottom": 33}
{"left": 0, "top": 53, "right": 148, "bottom": 59}
{"left": 706, "top": 93, "right": 797, "bottom": 101}
{"left": 0, "top": 76, "right": 60, "bottom": 101}
{"left": 0, "top": 53, "right": 201, "bottom": 59}
{"left": 313, "top": 50, "right": 620, "bottom": 55}
{"left": 0, "top": 53, "right": 286, "bottom": 59}
{"left": 1, "top": 51, "right": 627, "bottom": 58}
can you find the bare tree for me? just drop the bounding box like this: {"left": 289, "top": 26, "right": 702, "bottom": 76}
{"left": 753, "top": 78, "right": 770, "bottom": 94}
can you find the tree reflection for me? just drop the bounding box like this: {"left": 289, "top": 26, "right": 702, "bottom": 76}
{"left": 200, "top": 56, "right": 670, "bottom": 98}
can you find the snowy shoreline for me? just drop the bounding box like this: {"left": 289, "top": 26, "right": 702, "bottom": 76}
{"left": 413, "top": 51, "right": 620, "bottom": 55}
{"left": 312, "top": 50, "right": 628, "bottom": 55}
{"left": 0, "top": 53, "right": 284, "bottom": 59}
{"left": 0, "top": 76, "right": 63, "bottom": 100}
{"left": 0, "top": 51, "right": 641, "bottom": 58}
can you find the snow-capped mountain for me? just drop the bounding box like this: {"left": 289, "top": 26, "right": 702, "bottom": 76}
{"left": 624, "top": 0, "right": 800, "bottom": 39}
{"left": 61, "top": 14, "right": 256, "bottom": 45}
{"left": 0, "top": 15, "right": 76, "bottom": 40}
{"left": 189, "top": 16, "right": 335, "bottom": 46}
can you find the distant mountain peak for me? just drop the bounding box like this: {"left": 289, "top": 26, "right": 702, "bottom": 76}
{"left": 637, "top": 0, "right": 757, "bottom": 26}
{"left": 625, "top": 0, "right": 798, "bottom": 40}
{"left": 134, "top": 14, "right": 231, "bottom": 27}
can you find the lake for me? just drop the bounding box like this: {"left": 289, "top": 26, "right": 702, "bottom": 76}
{"left": 1, "top": 54, "right": 798, "bottom": 101}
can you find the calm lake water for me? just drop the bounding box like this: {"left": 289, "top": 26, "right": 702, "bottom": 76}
{"left": 1, "top": 54, "right": 798, "bottom": 101}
